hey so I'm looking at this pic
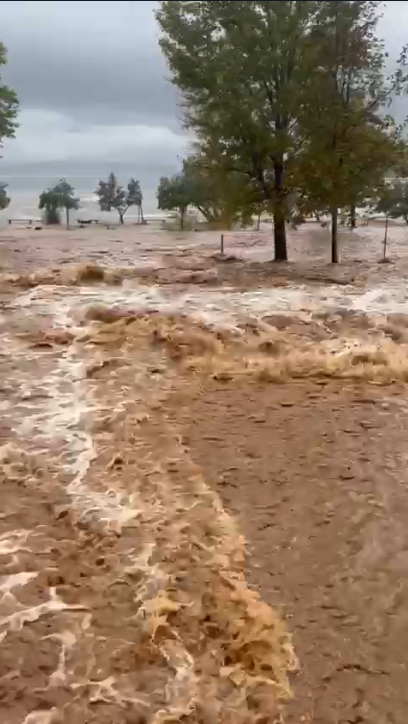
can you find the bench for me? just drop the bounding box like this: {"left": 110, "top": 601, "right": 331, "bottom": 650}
{"left": 8, "top": 218, "right": 41, "bottom": 226}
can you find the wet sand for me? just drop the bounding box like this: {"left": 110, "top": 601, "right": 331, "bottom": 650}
{"left": 1, "top": 221, "right": 408, "bottom": 723}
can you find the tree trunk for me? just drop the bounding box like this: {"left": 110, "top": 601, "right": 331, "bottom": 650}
{"left": 273, "top": 212, "right": 287, "bottom": 260}
{"left": 331, "top": 206, "right": 339, "bottom": 263}
{"left": 140, "top": 204, "right": 144, "bottom": 224}
{"left": 256, "top": 212, "right": 261, "bottom": 231}
{"left": 180, "top": 207, "right": 185, "bottom": 231}
{"left": 350, "top": 203, "right": 356, "bottom": 229}
{"left": 273, "top": 160, "right": 288, "bottom": 261}
{"left": 66, "top": 207, "right": 70, "bottom": 230}
{"left": 119, "top": 212, "right": 124, "bottom": 224}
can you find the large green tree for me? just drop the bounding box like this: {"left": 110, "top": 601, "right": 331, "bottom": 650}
{"left": 296, "top": 1, "right": 397, "bottom": 262}
{"left": 157, "top": 0, "right": 318, "bottom": 261}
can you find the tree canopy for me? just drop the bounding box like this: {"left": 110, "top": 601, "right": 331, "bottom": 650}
{"left": 95, "top": 173, "right": 143, "bottom": 224}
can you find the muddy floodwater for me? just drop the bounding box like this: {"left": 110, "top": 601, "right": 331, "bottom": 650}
{"left": 1, "top": 221, "right": 408, "bottom": 723}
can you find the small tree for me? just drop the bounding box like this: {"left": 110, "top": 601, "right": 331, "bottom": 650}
{"left": 157, "top": 174, "right": 192, "bottom": 230}
{"left": 39, "top": 188, "right": 61, "bottom": 225}
{"left": 96, "top": 173, "right": 125, "bottom": 224}
{"left": 95, "top": 172, "right": 143, "bottom": 224}
{"left": 53, "top": 179, "right": 79, "bottom": 228}
{"left": 0, "top": 182, "right": 10, "bottom": 210}
{"left": 39, "top": 179, "right": 79, "bottom": 227}
{"left": 127, "top": 178, "right": 144, "bottom": 223}
{"left": 376, "top": 181, "right": 408, "bottom": 224}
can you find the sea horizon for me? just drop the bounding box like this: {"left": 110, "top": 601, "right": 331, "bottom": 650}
{"left": 0, "top": 159, "right": 181, "bottom": 225}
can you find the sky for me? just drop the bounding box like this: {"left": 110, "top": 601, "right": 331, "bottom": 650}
{"left": 0, "top": 0, "right": 187, "bottom": 174}
{"left": 0, "top": 0, "right": 406, "bottom": 174}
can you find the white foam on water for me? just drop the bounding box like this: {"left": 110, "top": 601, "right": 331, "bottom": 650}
{"left": 0, "top": 529, "right": 32, "bottom": 556}
{"left": 4, "top": 280, "right": 329, "bottom": 719}
{"left": 6, "top": 289, "right": 199, "bottom": 719}
{"left": 2, "top": 256, "right": 408, "bottom": 724}
{"left": 12, "top": 279, "right": 408, "bottom": 331}
{"left": 156, "top": 641, "right": 197, "bottom": 723}
{"left": 85, "top": 675, "right": 150, "bottom": 708}
{"left": 6, "top": 293, "right": 141, "bottom": 526}
{"left": 0, "top": 571, "right": 38, "bottom": 593}
{"left": 0, "top": 588, "right": 88, "bottom": 632}
{"left": 22, "top": 711, "right": 58, "bottom": 724}
{"left": 0, "top": 293, "right": 150, "bottom": 724}
{"left": 46, "top": 630, "right": 77, "bottom": 687}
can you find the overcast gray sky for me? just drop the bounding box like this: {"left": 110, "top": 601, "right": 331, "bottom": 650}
{"left": 0, "top": 0, "right": 187, "bottom": 169}
{"left": 0, "top": 0, "right": 405, "bottom": 170}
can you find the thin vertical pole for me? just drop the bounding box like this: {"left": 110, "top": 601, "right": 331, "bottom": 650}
{"left": 383, "top": 215, "right": 389, "bottom": 260}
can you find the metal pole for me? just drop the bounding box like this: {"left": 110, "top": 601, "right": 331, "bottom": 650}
{"left": 383, "top": 215, "right": 389, "bottom": 259}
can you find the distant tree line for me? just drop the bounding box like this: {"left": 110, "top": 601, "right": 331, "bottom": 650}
{"left": 35, "top": 173, "right": 144, "bottom": 227}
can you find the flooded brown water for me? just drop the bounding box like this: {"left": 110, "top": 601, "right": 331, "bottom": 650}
{"left": 1, "top": 221, "right": 408, "bottom": 723}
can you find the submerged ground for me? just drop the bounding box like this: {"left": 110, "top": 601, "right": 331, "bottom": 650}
{"left": 1, "top": 221, "right": 408, "bottom": 723}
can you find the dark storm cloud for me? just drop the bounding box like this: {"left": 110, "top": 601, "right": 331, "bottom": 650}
{"left": 1, "top": 0, "right": 179, "bottom": 128}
